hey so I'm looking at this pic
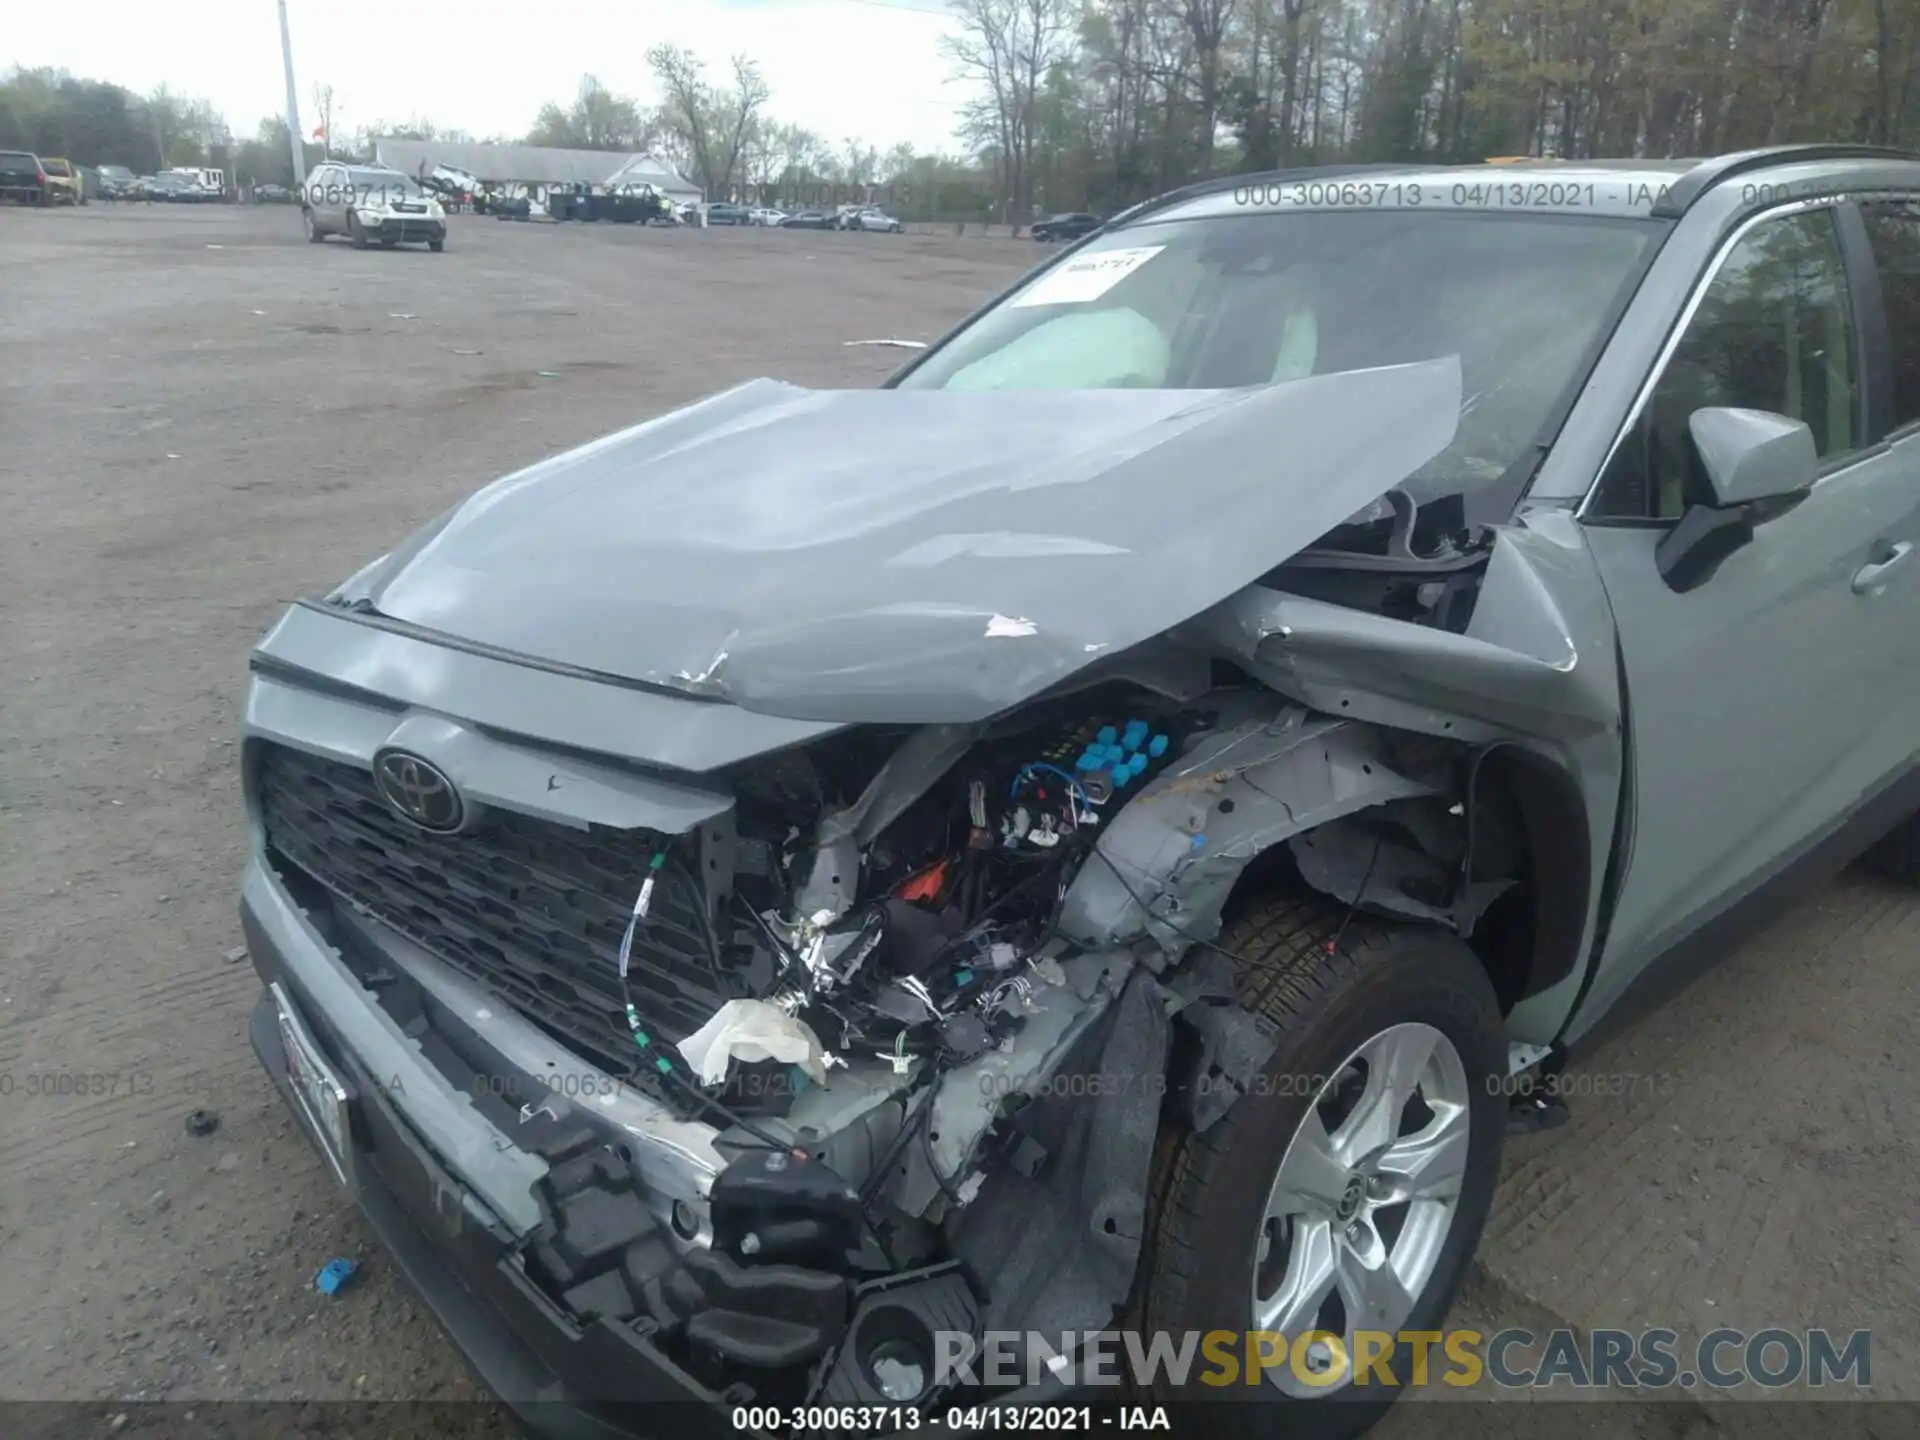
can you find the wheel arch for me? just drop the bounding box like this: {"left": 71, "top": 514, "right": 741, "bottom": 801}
{"left": 1056, "top": 705, "right": 1593, "bottom": 1017}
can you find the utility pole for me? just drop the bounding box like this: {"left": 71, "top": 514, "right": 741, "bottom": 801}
{"left": 277, "top": 0, "right": 307, "bottom": 186}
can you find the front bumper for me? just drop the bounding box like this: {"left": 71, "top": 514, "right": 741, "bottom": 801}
{"left": 242, "top": 858, "right": 745, "bottom": 1440}
{"left": 366, "top": 213, "right": 446, "bottom": 241}
{"left": 242, "top": 841, "right": 1102, "bottom": 1434}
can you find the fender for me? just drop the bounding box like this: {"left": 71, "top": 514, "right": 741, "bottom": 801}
{"left": 1055, "top": 698, "right": 1451, "bottom": 953}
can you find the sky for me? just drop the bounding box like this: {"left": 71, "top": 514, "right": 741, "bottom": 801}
{"left": 9, "top": 0, "right": 971, "bottom": 155}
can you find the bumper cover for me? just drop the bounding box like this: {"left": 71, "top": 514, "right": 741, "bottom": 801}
{"left": 369, "top": 214, "right": 446, "bottom": 240}
{"left": 241, "top": 853, "right": 1092, "bottom": 1432}
{"left": 244, "top": 879, "right": 752, "bottom": 1439}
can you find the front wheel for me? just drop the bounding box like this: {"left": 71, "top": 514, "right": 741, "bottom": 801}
{"left": 1142, "top": 891, "right": 1507, "bottom": 1437}
{"left": 428, "top": 237, "right": 445, "bottom": 252}
{"left": 303, "top": 208, "right": 324, "bottom": 242}
{"left": 348, "top": 212, "right": 369, "bottom": 248}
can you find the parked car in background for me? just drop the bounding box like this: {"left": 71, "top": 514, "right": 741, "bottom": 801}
{"left": 153, "top": 170, "right": 215, "bottom": 202}
{"left": 748, "top": 206, "right": 785, "bottom": 226}
{"left": 779, "top": 209, "right": 834, "bottom": 229}
{"left": 849, "top": 206, "right": 904, "bottom": 232}
{"left": 302, "top": 163, "right": 447, "bottom": 250}
{"left": 0, "top": 151, "right": 50, "bottom": 205}
{"left": 40, "top": 158, "right": 84, "bottom": 205}
{"left": 1031, "top": 211, "right": 1104, "bottom": 242}
{"left": 254, "top": 183, "right": 294, "bottom": 204}
{"left": 705, "top": 201, "right": 751, "bottom": 226}
{"left": 95, "top": 164, "right": 135, "bottom": 199}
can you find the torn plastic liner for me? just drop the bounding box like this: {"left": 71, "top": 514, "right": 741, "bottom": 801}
{"left": 677, "top": 1000, "right": 833, "bottom": 1086}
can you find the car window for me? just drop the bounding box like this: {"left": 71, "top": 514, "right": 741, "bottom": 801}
{"left": 1860, "top": 199, "right": 1920, "bottom": 433}
{"left": 1592, "top": 207, "right": 1860, "bottom": 519}
{"left": 903, "top": 209, "right": 1655, "bottom": 506}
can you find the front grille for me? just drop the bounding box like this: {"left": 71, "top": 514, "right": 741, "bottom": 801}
{"left": 257, "top": 743, "right": 728, "bottom": 1074}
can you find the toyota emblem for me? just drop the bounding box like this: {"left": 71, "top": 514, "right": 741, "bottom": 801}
{"left": 371, "top": 749, "right": 465, "bottom": 833}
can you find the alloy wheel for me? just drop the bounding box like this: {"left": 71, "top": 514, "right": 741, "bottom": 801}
{"left": 1251, "top": 1022, "right": 1472, "bottom": 1396}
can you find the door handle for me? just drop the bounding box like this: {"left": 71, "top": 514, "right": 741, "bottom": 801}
{"left": 1853, "top": 540, "right": 1916, "bottom": 595}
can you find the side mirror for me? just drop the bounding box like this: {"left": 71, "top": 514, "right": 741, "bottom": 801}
{"left": 1656, "top": 407, "right": 1816, "bottom": 594}
{"left": 1688, "top": 406, "right": 1817, "bottom": 506}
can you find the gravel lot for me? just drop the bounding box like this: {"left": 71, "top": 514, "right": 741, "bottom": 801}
{"left": 2, "top": 201, "right": 1914, "bottom": 1436}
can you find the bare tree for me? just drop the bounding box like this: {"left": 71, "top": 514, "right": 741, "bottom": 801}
{"left": 944, "top": 0, "right": 1074, "bottom": 224}
{"left": 648, "top": 46, "right": 771, "bottom": 197}
{"left": 525, "top": 75, "right": 643, "bottom": 150}
{"left": 721, "top": 57, "right": 773, "bottom": 193}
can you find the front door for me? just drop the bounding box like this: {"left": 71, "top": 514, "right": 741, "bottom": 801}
{"left": 1576, "top": 201, "right": 1920, "bottom": 1021}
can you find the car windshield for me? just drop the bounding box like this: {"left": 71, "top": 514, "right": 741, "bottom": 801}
{"left": 44, "top": 160, "right": 71, "bottom": 175}
{"left": 897, "top": 208, "right": 1657, "bottom": 501}
{"left": 348, "top": 169, "right": 423, "bottom": 199}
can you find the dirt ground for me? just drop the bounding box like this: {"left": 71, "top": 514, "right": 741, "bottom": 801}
{"left": 2, "top": 202, "right": 1914, "bottom": 1435}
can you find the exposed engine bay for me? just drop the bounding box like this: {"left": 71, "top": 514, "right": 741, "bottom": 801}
{"left": 489, "top": 686, "right": 1219, "bottom": 1406}
{"left": 580, "top": 685, "right": 1205, "bottom": 1193}
{"left": 448, "top": 670, "right": 1537, "bottom": 1410}
{"left": 703, "top": 701, "right": 1185, "bottom": 1089}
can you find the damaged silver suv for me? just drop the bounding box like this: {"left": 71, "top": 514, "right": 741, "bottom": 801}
{"left": 238, "top": 144, "right": 1920, "bottom": 1437}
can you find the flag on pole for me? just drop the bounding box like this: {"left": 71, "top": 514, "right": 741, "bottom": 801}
{"left": 311, "top": 125, "right": 326, "bottom": 140}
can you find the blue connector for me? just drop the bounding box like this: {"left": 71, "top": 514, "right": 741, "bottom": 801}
{"left": 1148, "top": 734, "right": 1170, "bottom": 758}
{"left": 1122, "top": 719, "right": 1150, "bottom": 752}
{"left": 1096, "top": 725, "right": 1118, "bottom": 747}
{"left": 315, "top": 1258, "right": 361, "bottom": 1296}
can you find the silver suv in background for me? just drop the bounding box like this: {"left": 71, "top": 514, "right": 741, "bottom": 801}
{"left": 302, "top": 163, "right": 447, "bottom": 250}
{"left": 237, "top": 145, "right": 1920, "bottom": 1438}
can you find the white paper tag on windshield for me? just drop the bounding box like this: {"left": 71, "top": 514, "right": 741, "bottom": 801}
{"left": 1011, "top": 245, "right": 1165, "bottom": 307}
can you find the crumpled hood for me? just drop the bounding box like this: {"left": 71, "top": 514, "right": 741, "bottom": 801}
{"left": 350, "top": 361, "right": 1461, "bottom": 724}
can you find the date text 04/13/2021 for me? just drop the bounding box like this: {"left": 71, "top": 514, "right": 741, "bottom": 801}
{"left": 730, "top": 1407, "right": 1169, "bottom": 1432}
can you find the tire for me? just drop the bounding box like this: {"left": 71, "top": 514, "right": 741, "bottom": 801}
{"left": 1141, "top": 890, "right": 1507, "bottom": 1439}
{"left": 303, "top": 208, "right": 323, "bottom": 243}
{"left": 348, "top": 212, "right": 369, "bottom": 248}
{"left": 428, "top": 238, "right": 444, "bottom": 252}
{"left": 1861, "top": 817, "right": 1920, "bottom": 881}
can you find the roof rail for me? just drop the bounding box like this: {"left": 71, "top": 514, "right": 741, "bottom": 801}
{"left": 1652, "top": 144, "right": 1920, "bottom": 218}
{"left": 1110, "top": 162, "right": 1448, "bottom": 228}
